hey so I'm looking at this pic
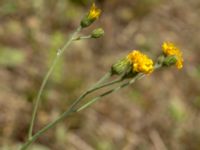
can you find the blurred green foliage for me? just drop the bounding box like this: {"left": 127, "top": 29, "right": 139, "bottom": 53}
{"left": 193, "top": 96, "right": 200, "bottom": 110}
{"left": 129, "top": 90, "right": 146, "bottom": 109}
{"left": 0, "top": 46, "right": 25, "bottom": 67}
{"left": 96, "top": 139, "right": 113, "bottom": 150}
{"left": 0, "top": 1, "right": 17, "bottom": 15}
{"left": 168, "top": 99, "right": 186, "bottom": 123}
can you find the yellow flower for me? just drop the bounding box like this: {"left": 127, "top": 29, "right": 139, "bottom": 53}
{"left": 80, "top": 3, "right": 101, "bottom": 28}
{"left": 88, "top": 3, "right": 101, "bottom": 20}
{"left": 127, "top": 50, "right": 154, "bottom": 74}
{"left": 162, "top": 42, "right": 183, "bottom": 69}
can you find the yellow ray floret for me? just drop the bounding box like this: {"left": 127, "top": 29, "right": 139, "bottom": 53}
{"left": 127, "top": 50, "right": 154, "bottom": 74}
{"left": 162, "top": 42, "right": 183, "bottom": 69}
{"left": 88, "top": 3, "right": 101, "bottom": 20}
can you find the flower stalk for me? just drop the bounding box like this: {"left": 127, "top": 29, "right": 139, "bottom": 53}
{"left": 21, "top": 59, "right": 163, "bottom": 150}
{"left": 28, "top": 26, "right": 82, "bottom": 139}
{"left": 21, "top": 71, "right": 113, "bottom": 150}
{"left": 27, "top": 2, "right": 103, "bottom": 141}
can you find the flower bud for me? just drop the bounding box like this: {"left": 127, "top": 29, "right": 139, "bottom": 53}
{"left": 163, "top": 55, "right": 177, "bottom": 67}
{"left": 162, "top": 41, "right": 183, "bottom": 69}
{"left": 111, "top": 57, "right": 131, "bottom": 75}
{"left": 80, "top": 3, "right": 101, "bottom": 28}
{"left": 91, "top": 28, "right": 104, "bottom": 38}
{"left": 80, "top": 17, "right": 93, "bottom": 28}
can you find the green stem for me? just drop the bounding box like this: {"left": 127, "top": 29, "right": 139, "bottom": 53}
{"left": 21, "top": 71, "right": 111, "bottom": 150}
{"left": 77, "top": 73, "right": 144, "bottom": 112}
{"left": 91, "top": 71, "right": 112, "bottom": 89}
{"left": 77, "top": 63, "right": 163, "bottom": 112}
{"left": 22, "top": 63, "right": 162, "bottom": 150}
{"left": 67, "top": 75, "right": 122, "bottom": 112}
{"left": 28, "top": 26, "right": 82, "bottom": 139}
{"left": 72, "top": 35, "right": 92, "bottom": 41}
{"left": 87, "top": 75, "right": 122, "bottom": 94}
{"left": 21, "top": 108, "right": 74, "bottom": 150}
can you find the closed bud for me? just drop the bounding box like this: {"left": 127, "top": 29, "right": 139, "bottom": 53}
{"left": 81, "top": 17, "right": 94, "bottom": 28}
{"left": 91, "top": 28, "right": 104, "bottom": 38}
{"left": 163, "top": 55, "right": 177, "bottom": 67}
{"left": 111, "top": 57, "right": 131, "bottom": 75}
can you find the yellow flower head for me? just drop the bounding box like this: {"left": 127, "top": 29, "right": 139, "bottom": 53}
{"left": 88, "top": 3, "right": 101, "bottom": 20}
{"left": 127, "top": 50, "right": 154, "bottom": 74}
{"left": 162, "top": 42, "right": 183, "bottom": 69}
{"left": 80, "top": 3, "right": 101, "bottom": 28}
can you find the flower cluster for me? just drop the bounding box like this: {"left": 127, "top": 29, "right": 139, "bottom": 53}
{"left": 127, "top": 50, "right": 154, "bottom": 74}
{"left": 112, "top": 41, "right": 183, "bottom": 76}
{"left": 162, "top": 42, "right": 183, "bottom": 69}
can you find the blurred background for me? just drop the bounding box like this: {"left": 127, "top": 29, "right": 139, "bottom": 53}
{"left": 0, "top": 0, "right": 200, "bottom": 149}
